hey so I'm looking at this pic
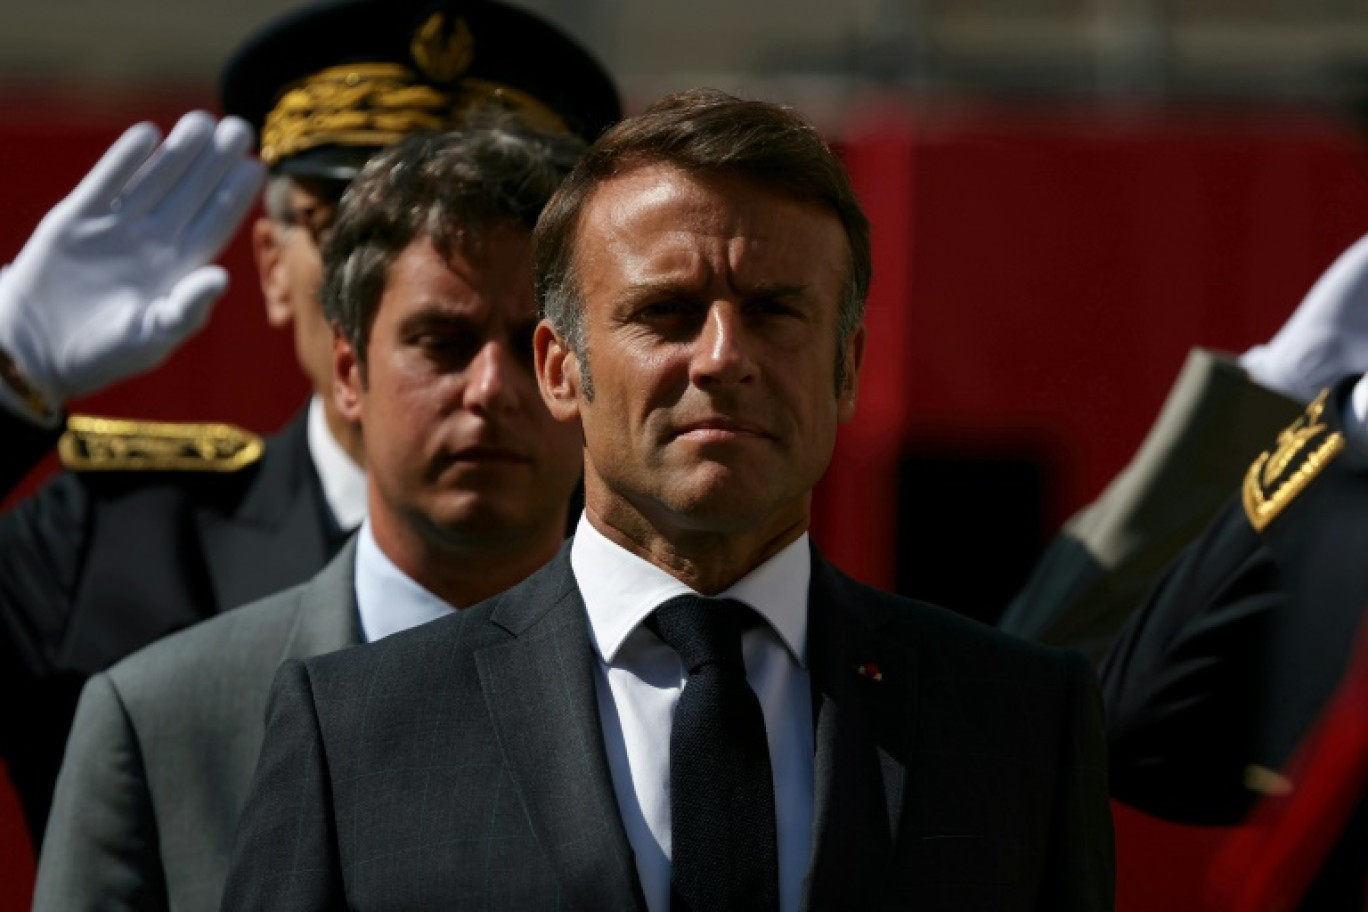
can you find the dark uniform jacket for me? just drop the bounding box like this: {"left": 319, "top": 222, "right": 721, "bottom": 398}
{"left": 1102, "top": 377, "right": 1368, "bottom": 831}
{"left": 0, "top": 406, "right": 341, "bottom": 841}
{"left": 222, "top": 542, "right": 1115, "bottom": 911}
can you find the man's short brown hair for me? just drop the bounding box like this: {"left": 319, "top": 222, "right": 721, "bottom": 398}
{"left": 533, "top": 88, "right": 871, "bottom": 395}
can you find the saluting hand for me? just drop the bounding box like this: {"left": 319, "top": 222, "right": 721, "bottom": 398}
{"left": 0, "top": 111, "right": 264, "bottom": 424}
{"left": 1241, "top": 233, "right": 1368, "bottom": 404}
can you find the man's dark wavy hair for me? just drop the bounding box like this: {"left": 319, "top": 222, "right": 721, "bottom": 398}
{"left": 322, "top": 112, "right": 585, "bottom": 371}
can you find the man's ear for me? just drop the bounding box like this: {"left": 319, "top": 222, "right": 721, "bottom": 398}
{"left": 836, "top": 324, "right": 865, "bottom": 424}
{"left": 252, "top": 217, "right": 293, "bottom": 329}
{"left": 534, "top": 320, "right": 581, "bottom": 422}
{"left": 332, "top": 330, "right": 364, "bottom": 423}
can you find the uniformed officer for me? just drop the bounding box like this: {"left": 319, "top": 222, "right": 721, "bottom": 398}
{"left": 1102, "top": 363, "right": 1368, "bottom": 908}
{"left": 0, "top": 0, "right": 619, "bottom": 844}
{"left": 1001, "top": 231, "right": 1368, "bottom": 667}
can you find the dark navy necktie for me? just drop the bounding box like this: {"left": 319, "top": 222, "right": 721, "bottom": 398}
{"left": 648, "top": 595, "right": 780, "bottom": 912}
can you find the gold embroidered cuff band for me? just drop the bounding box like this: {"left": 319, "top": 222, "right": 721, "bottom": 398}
{"left": 0, "top": 346, "right": 56, "bottom": 423}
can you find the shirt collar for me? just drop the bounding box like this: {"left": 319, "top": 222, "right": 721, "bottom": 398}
{"left": 353, "top": 519, "right": 457, "bottom": 643}
{"left": 306, "top": 395, "right": 367, "bottom": 532}
{"left": 571, "top": 513, "right": 810, "bottom": 668}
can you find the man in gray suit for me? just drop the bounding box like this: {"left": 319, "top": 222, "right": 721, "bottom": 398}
{"left": 33, "top": 117, "right": 589, "bottom": 910}
{"left": 222, "top": 89, "right": 1114, "bottom": 910}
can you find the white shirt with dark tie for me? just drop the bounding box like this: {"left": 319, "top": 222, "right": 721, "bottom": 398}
{"left": 571, "top": 514, "right": 815, "bottom": 912}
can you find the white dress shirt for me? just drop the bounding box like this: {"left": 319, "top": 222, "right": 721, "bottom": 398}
{"left": 572, "top": 515, "right": 815, "bottom": 912}
{"left": 353, "top": 520, "right": 457, "bottom": 643}
{"left": 309, "top": 396, "right": 440, "bottom": 645}
{"left": 305, "top": 394, "right": 367, "bottom": 533}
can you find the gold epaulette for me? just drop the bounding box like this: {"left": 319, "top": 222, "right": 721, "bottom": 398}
{"left": 1242, "top": 389, "right": 1345, "bottom": 532}
{"left": 58, "top": 415, "right": 264, "bottom": 473}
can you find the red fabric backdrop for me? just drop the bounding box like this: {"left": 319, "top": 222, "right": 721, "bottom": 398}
{"left": 3, "top": 93, "right": 1367, "bottom": 908}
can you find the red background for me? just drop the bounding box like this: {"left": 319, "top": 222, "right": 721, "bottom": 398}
{"left": 3, "top": 93, "right": 1366, "bottom": 908}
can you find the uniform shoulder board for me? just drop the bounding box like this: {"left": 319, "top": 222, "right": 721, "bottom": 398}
{"left": 1242, "top": 389, "right": 1345, "bottom": 532}
{"left": 58, "top": 415, "right": 264, "bottom": 473}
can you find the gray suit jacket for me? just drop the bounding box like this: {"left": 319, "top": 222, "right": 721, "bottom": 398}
{"left": 32, "top": 539, "right": 362, "bottom": 912}
{"left": 222, "top": 543, "right": 1114, "bottom": 911}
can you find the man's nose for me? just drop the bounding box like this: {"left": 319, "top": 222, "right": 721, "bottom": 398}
{"left": 690, "top": 302, "right": 755, "bottom": 387}
{"left": 463, "top": 340, "right": 520, "bottom": 414}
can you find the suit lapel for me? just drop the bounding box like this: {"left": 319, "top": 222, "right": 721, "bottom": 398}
{"left": 476, "top": 550, "right": 645, "bottom": 912}
{"left": 470, "top": 544, "right": 917, "bottom": 910}
{"left": 197, "top": 409, "right": 332, "bottom": 612}
{"left": 281, "top": 537, "right": 363, "bottom": 659}
{"left": 803, "top": 548, "right": 914, "bottom": 909}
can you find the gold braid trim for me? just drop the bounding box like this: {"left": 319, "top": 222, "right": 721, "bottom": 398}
{"left": 1242, "top": 388, "right": 1345, "bottom": 532}
{"left": 261, "top": 64, "right": 565, "bottom": 166}
{"left": 59, "top": 415, "right": 263, "bottom": 473}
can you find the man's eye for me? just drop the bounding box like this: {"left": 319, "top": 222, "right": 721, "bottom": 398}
{"left": 284, "top": 205, "right": 337, "bottom": 251}
{"left": 415, "top": 332, "right": 478, "bottom": 365}
{"left": 638, "top": 299, "right": 712, "bottom": 326}
{"left": 639, "top": 300, "right": 686, "bottom": 319}
{"left": 753, "top": 298, "right": 801, "bottom": 318}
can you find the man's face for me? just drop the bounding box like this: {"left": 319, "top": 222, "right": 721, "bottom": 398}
{"left": 339, "top": 228, "right": 582, "bottom": 551}
{"left": 536, "top": 164, "right": 863, "bottom": 543}
{"left": 253, "top": 180, "right": 339, "bottom": 403}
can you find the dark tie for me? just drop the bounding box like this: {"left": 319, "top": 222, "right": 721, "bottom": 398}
{"left": 648, "top": 595, "right": 780, "bottom": 912}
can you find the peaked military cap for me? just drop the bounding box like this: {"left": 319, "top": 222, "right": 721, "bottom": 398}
{"left": 220, "top": 0, "right": 620, "bottom": 179}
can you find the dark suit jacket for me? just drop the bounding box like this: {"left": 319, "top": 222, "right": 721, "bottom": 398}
{"left": 0, "top": 406, "right": 339, "bottom": 841}
{"left": 222, "top": 543, "right": 1114, "bottom": 911}
{"left": 32, "top": 540, "right": 361, "bottom": 912}
{"left": 1102, "top": 377, "right": 1368, "bottom": 826}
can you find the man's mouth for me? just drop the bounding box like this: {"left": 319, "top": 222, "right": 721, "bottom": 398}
{"left": 443, "top": 444, "right": 529, "bottom": 464}
{"left": 672, "top": 418, "right": 770, "bottom": 443}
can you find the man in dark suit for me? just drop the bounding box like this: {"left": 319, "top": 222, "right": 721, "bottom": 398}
{"left": 223, "top": 89, "right": 1115, "bottom": 911}
{"left": 0, "top": 0, "right": 619, "bottom": 845}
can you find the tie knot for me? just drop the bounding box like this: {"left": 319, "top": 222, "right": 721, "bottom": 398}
{"left": 648, "top": 595, "right": 750, "bottom": 675}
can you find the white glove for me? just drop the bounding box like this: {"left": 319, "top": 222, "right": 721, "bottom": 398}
{"left": 0, "top": 111, "right": 265, "bottom": 425}
{"left": 1241, "top": 233, "right": 1368, "bottom": 403}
